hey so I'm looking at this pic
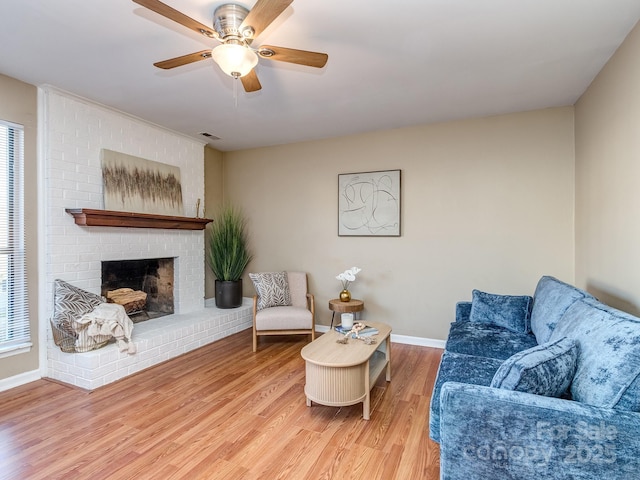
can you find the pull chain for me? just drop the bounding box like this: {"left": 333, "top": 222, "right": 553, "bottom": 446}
{"left": 233, "top": 77, "right": 238, "bottom": 108}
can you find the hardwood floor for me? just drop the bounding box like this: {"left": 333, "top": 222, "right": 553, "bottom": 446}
{"left": 0, "top": 330, "right": 442, "bottom": 480}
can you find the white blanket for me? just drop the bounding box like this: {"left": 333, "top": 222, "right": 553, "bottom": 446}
{"left": 73, "top": 303, "right": 136, "bottom": 354}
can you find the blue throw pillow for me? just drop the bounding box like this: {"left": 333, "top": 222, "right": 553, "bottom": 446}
{"left": 469, "top": 290, "right": 533, "bottom": 333}
{"left": 490, "top": 337, "right": 578, "bottom": 397}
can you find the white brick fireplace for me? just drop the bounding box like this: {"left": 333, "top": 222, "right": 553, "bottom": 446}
{"left": 42, "top": 87, "right": 251, "bottom": 389}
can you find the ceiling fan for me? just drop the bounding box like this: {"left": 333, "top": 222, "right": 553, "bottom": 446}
{"left": 132, "top": 0, "right": 328, "bottom": 92}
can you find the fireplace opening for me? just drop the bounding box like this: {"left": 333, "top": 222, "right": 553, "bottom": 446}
{"left": 101, "top": 258, "right": 174, "bottom": 323}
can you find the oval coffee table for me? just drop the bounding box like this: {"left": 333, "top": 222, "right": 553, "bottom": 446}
{"left": 301, "top": 321, "right": 391, "bottom": 420}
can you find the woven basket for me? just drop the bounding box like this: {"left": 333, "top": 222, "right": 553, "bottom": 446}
{"left": 50, "top": 319, "right": 77, "bottom": 353}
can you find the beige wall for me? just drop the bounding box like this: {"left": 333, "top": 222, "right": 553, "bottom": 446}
{"left": 204, "top": 145, "right": 224, "bottom": 298}
{"left": 575, "top": 22, "right": 640, "bottom": 315}
{"left": 0, "top": 74, "right": 39, "bottom": 380}
{"left": 222, "top": 107, "right": 576, "bottom": 340}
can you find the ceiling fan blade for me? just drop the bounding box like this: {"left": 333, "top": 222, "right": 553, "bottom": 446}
{"left": 133, "top": 0, "right": 216, "bottom": 38}
{"left": 240, "top": 0, "right": 293, "bottom": 40}
{"left": 258, "top": 46, "right": 328, "bottom": 68}
{"left": 154, "top": 50, "right": 212, "bottom": 69}
{"left": 241, "top": 70, "right": 262, "bottom": 92}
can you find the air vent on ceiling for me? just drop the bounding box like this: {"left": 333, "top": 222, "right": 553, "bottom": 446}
{"left": 199, "top": 132, "right": 220, "bottom": 140}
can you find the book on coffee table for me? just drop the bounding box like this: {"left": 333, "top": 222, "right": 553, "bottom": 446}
{"left": 335, "top": 324, "right": 379, "bottom": 337}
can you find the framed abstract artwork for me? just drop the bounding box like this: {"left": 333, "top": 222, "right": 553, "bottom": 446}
{"left": 338, "top": 169, "right": 401, "bottom": 236}
{"left": 101, "top": 149, "right": 184, "bottom": 216}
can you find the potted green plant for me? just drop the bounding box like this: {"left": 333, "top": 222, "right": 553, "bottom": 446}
{"left": 206, "top": 204, "right": 253, "bottom": 308}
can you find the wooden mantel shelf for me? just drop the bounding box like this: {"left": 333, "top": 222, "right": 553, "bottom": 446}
{"left": 65, "top": 208, "right": 212, "bottom": 230}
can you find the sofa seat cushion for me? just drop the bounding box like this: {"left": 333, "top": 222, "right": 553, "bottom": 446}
{"left": 491, "top": 337, "right": 578, "bottom": 397}
{"left": 469, "top": 290, "right": 533, "bottom": 333}
{"left": 446, "top": 321, "right": 538, "bottom": 360}
{"left": 550, "top": 298, "right": 640, "bottom": 411}
{"left": 429, "top": 351, "right": 504, "bottom": 443}
{"left": 254, "top": 306, "right": 312, "bottom": 331}
{"left": 530, "top": 276, "right": 594, "bottom": 344}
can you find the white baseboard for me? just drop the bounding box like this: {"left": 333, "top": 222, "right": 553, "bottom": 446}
{"left": 315, "top": 325, "right": 445, "bottom": 349}
{"left": 0, "top": 369, "right": 42, "bottom": 393}
{"left": 390, "top": 333, "right": 446, "bottom": 349}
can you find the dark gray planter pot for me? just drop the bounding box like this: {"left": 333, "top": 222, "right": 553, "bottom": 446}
{"left": 215, "top": 279, "right": 243, "bottom": 308}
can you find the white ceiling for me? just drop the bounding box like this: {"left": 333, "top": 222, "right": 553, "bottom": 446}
{"left": 1, "top": 0, "right": 639, "bottom": 151}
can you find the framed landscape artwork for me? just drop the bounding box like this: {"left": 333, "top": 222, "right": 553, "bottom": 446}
{"left": 338, "top": 169, "right": 401, "bottom": 236}
{"left": 101, "top": 149, "right": 184, "bottom": 216}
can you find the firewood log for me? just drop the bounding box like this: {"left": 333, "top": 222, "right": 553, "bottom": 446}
{"left": 107, "top": 288, "right": 147, "bottom": 313}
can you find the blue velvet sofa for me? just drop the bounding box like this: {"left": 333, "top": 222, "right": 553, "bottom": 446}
{"left": 429, "top": 276, "right": 640, "bottom": 479}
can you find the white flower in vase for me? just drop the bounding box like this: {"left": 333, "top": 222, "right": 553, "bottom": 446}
{"left": 336, "top": 266, "right": 361, "bottom": 291}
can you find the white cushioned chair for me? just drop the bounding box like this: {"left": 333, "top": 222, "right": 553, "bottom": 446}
{"left": 250, "top": 271, "right": 315, "bottom": 352}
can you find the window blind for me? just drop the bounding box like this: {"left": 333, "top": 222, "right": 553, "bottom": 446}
{"left": 0, "top": 120, "right": 30, "bottom": 354}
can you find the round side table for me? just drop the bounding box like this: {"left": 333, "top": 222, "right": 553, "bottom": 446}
{"left": 328, "top": 298, "right": 364, "bottom": 329}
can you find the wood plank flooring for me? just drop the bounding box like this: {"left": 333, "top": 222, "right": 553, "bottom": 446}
{"left": 0, "top": 329, "right": 443, "bottom": 480}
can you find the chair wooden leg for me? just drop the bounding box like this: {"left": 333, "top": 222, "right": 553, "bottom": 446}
{"left": 252, "top": 322, "right": 258, "bottom": 352}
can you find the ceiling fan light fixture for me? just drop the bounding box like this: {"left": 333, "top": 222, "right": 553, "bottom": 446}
{"left": 211, "top": 43, "right": 258, "bottom": 78}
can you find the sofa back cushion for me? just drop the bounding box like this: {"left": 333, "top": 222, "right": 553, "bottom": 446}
{"left": 530, "top": 276, "right": 594, "bottom": 344}
{"left": 549, "top": 298, "right": 640, "bottom": 411}
{"left": 490, "top": 336, "right": 578, "bottom": 397}
{"left": 469, "top": 290, "right": 532, "bottom": 333}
